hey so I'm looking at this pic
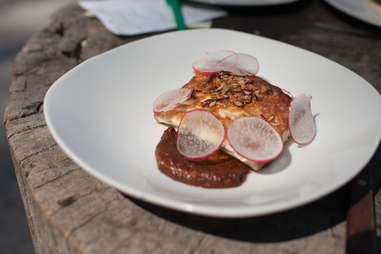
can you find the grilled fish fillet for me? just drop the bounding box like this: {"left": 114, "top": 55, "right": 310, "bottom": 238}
{"left": 154, "top": 71, "right": 292, "bottom": 170}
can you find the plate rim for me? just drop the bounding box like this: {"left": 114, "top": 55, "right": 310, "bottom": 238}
{"left": 190, "top": 0, "right": 299, "bottom": 6}
{"left": 324, "top": 0, "right": 381, "bottom": 27}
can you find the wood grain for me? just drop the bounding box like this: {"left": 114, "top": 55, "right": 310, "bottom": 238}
{"left": 4, "top": 1, "right": 381, "bottom": 253}
{"left": 346, "top": 167, "right": 376, "bottom": 254}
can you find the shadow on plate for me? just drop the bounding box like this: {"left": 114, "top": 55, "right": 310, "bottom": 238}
{"left": 257, "top": 141, "right": 292, "bottom": 175}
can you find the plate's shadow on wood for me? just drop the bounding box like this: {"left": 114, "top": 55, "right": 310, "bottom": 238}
{"left": 123, "top": 185, "right": 348, "bottom": 243}
{"left": 369, "top": 145, "right": 381, "bottom": 195}
{"left": 124, "top": 143, "right": 381, "bottom": 243}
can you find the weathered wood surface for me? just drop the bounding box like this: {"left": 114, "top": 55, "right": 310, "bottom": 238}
{"left": 3, "top": 1, "right": 381, "bottom": 253}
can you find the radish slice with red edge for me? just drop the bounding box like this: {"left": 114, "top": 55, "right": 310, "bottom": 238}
{"left": 281, "top": 88, "right": 294, "bottom": 98}
{"left": 232, "top": 53, "right": 259, "bottom": 76}
{"left": 214, "top": 53, "right": 238, "bottom": 74}
{"left": 227, "top": 116, "right": 283, "bottom": 162}
{"left": 288, "top": 94, "right": 316, "bottom": 145}
{"left": 177, "top": 109, "right": 225, "bottom": 160}
{"left": 193, "top": 50, "right": 259, "bottom": 76}
{"left": 153, "top": 88, "right": 192, "bottom": 113}
{"left": 192, "top": 50, "right": 236, "bottom": 74}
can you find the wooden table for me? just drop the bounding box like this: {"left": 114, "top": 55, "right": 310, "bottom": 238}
{"left": 4, "top": 1, "right": 381, "bottom": 253}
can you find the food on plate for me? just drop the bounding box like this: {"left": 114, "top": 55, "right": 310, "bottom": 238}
{"left": 289, "top": 94, "right": 316, "bottom": 145}
{"left": 156, "top": 127, "right": 250, "bottom": 188}
{"left": 153, "top": 50, "right": 315, "bottom": 188}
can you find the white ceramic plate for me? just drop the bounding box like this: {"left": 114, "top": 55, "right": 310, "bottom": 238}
{"left": 190, "top": 0, "right": 298, "bottom": 6}
{"left": 44, "top": 29, "right": 381, "bottom": 218}
{"left": 325, "top": 0, "right": 381, "bottom": 27}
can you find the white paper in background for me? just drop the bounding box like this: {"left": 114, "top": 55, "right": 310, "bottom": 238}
{"left": 79, "top": 0, "right": 227, "bottom": 36}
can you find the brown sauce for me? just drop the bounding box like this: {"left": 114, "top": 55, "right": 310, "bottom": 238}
{"left": 155, "top": 127, "right": 251, "bottom": 188}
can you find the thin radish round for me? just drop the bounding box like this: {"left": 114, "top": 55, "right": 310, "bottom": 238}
{"left": 192, "top": 50, "right": 259, "bottom": 76}
{"left": 177, "top": 109, "right": 225, "bottom": 160}
{"left": 227, "top": 116, "right": 283, "bottom": 162}
{"left": 281, "top": 88, "right": 294, "bottom": 98}
{"left": 214, "top": 53, "right": 238, "bottom": 74}
{"left": 192, "top": 50, "right": 235, "bottom": 74}
{"left": 153, "top": 88, "right": 192, "bottom": 113}
{"left": 288, "top": 94, "right": 316, "bottom": 145}
{"left": 233, "top": 53, "right": 259, "bottom": 76}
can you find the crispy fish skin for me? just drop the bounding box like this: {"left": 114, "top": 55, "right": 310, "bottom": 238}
{"left": 154, "top": 71, "right": 292, "bottom": 170}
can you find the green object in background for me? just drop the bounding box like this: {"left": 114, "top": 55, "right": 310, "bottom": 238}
{"left": 166, "top": 0, "right": 187, "bottom": 30}
{"left": 373, "top": 0, "right": 381, "bottom": 4}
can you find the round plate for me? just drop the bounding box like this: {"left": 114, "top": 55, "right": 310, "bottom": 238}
{"left": 325, "top": 0, "right": 381, "bottom": 27}
{"left": 44, "top": 29, "right": 381, "bottom": 218}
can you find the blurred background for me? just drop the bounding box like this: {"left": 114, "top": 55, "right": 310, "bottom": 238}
{"left": 0, "top": 1, "right": 73, "bottom": 253}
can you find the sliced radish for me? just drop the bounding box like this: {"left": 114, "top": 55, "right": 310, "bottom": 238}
{"left": 192, "top": 50, "right": 259, "bottom": 76}
{"left": 281, "top": 88, "right": 294, "bottom": 98}
{"left": 288, "top": 94, "right": 316, "bottom": 145}
{"left": 215, "top": 53, "right": 238, "bottom": 74}
{"left": 177, "top": 109, "right": 225, "bottom": 160}
{"left": 192, "top": 50, "right": 235, "bottom": 74}
{"left": 153, "top": 88, "right": 192, "bottom": 113}
{"left": 232, "top": 53, "right": 260, "bottom": 76}
{"left": 227, "top": 116, "right": 283, "bottom": 162}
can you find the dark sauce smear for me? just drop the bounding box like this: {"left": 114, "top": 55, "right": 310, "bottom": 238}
{"left": 155, "top": 127, "right": 250, "bottom": 188}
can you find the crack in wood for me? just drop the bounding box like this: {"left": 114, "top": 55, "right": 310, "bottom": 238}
{"left": 56, "top": 22, "right": 64, "bottom": 37}
{"left": 21, "top": 157, "right": 74, "bottom": 177}
{"left": 62, "top": 188, "right": 116, "bottom": 238}
{"left": 23, "top": 101, "right": 43, "bottom": 111}
{"left": 37, "top": 102, "right": 43, "bottom": 112}
{"left": 7, "top": 123, "right": 47, "bottom": 140}
{"left": 69, "top": 209, "right": 106, "bottom": 236}
{"left": 21, "top": 143, "right": 57, "bottom": 163}
{"left": 57, "top": 195, "right": 76, "bottom": 207}
{"left": 108, "top": 234, "right": 136, "bottom": 254}
{"left": 19, "top": 108, "right": 43, "bottom": 120}
{"left": 4, "top": 102, "right": 45, "bottom": 123}
{"left": 61, "top": 39, "right": 83, "bottom": 62}
{"left": 188, "top": 235, "right": 206, "bottom": 254}
{"left": 33, "top": 167, "right": 78, "bottom": 190}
